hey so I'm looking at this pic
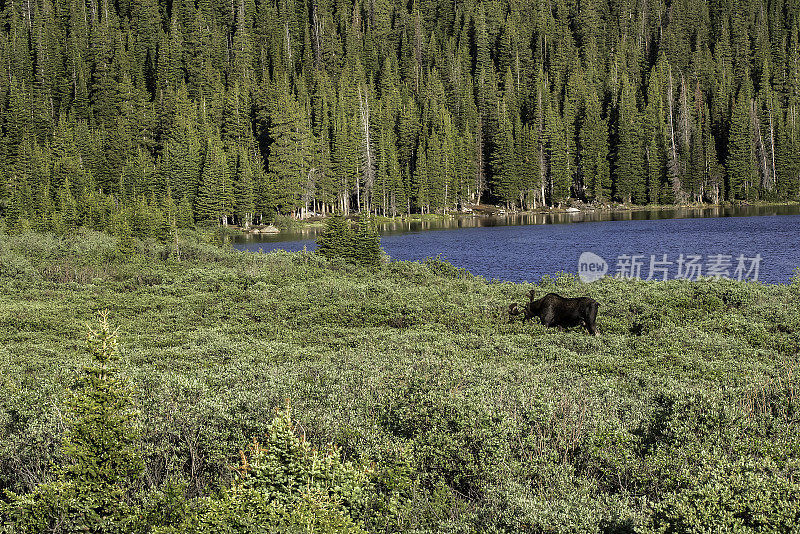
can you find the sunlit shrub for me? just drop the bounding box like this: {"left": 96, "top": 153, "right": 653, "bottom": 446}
{"left": 271, "top": 213, "right": 300, "bottom": 230}
{"left": 643, "top": 457, "right": 800, "bottom": 533}
{"left": 423, "top": 254, "right": 471, "bottom": 279}
{"left": 791, "top": 268, "right": 800, "bottom": 291}
{"left": 0, "top": 249, "right": 38, "bottom": 281}
{"left": 189, "top": 402, "right": 370, "bottom": 533}
{"left": 379, "top": 376, "right": 512, "bottom": 499}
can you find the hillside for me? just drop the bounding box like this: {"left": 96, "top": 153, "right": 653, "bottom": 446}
{"left": 3, "top": 0, "right": 800, "bottom": 233}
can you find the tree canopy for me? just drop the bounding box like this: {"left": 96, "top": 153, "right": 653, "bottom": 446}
{"left": 2, "top": 0, "right": 800, "bottom": 233}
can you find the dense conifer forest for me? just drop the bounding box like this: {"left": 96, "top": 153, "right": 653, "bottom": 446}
{"left": 2, "top": 0, "right": 800, "bottom": 231}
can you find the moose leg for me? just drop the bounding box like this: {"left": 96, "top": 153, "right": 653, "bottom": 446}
{"left": 584, "top": 304, "right": 599, "bottom": 335}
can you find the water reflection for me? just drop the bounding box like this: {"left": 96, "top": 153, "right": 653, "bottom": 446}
{"left": 234, "top": 205, "right": 800, "bottom": 283}
{"left": 234, "top": 204, "right": 800, "bottom": 244}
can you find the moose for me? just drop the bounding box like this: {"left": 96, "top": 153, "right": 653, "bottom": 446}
{"left": 510, "top": 290, "right": 600, "bottom": 335}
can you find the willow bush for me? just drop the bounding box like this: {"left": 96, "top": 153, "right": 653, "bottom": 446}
{"left": 1, "top": 230, "right": 799, "bottom": 532}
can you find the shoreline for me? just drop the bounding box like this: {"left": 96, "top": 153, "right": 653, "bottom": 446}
{"left": 241, "top": 200, "right": 800, "bottom": 235}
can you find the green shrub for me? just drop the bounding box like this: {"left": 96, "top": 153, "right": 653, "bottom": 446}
{"left": 115, "top": 219, "right": 138, "bottom": 260}
{"left": 133, "top": 479, "right": 193, "bottom": 533}
{"left": 423, "top": 254, "right": 471, "bottom": 278}
{"left": 0, "top": 249, "right": 38, "bottom": 281}
{"left": 271, "top": 213, "right": 299, "bottom": 230}
{"left": 187, "top": 402, "right": 370, "bottom": 533}
{"left": 791, "top": 268, "right": 800, "bottom": 290}
{"left": 379, "top": 376, "right": 512, "bottom": 499}
{"left": 643, "top": 457, "right": 800, "bottom": 533}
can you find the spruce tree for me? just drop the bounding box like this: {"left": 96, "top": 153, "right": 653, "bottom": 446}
{"left": 727, "top": 83, "right": 757, "bottom": 200}
{"left": 580, "top": 84, "right": 610, "bottom": 202}
{"left": 234, "top": 147, "right": 256, "bottom": 227}
{"left": 195, "top": 135, "right": 233, "bottom": 224}
{"left": 268, "top": 87, "right": 312, "bottom": 216}
{"left": 547, "top": 101, "right": 570, "bottom": 205}
{"left": 352, "top": 215, "right": 383, "bottom": 267}
{"left": 491, "top": 99, "right": 519, "bottom": 207}
{"left": 413, "top": 139, "right": 430, "bottom": 213}
{"left": 643, "top": 66, "right": 666, "bottom": 204}
{"left": 615, "top": 75, "right": 645, "bottom": 204}
{"left": 2, "top": 312, "right": 143, "bottom": 532}
{"left": 387, "top": 140, "right": 404, "bottom": 216}
{"left": 58, "top": 177, "right": 79, "bottom": 231}
{"left": 316, "top": 212, "right": 353, "bottom": 260}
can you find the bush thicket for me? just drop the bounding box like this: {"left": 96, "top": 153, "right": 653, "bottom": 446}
{"left": 1, "top": 231, "right": 799, "bottom": 532}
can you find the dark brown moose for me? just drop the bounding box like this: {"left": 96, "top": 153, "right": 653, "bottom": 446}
{"left": 510, "top": 290, "right": 599, "bottom": 335}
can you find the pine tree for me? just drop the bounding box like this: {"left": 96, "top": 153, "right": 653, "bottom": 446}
{"left": 491, "top": 99, "right": 519, "bottom": 207}
{"left": 311, "top": 75, "right": 336, "bottom": 214}
{"left": 61, "top": 311, "right": 143, "bottom": 525}
{"left": 3, "top": 312, "right": 143, "bottom": 532}
{"left": 397, "top": 91, "right": 421, "bottom": 194}
{"left": 195, "top": 135, "right": 234, "bottom": 224}
{"left": 316, "top": 212, "right": 353, "bottom": 260}
{"left": 413, "top": 139, "right": 430, "bottom": 213}
{"left": 131, "top": 196, "right": 156, "bottom": 238}
{"left": 31, "top": 141, "right": 54, "bottom": 231}
{"left": 234, "top": 146, "right": 256, "bottom": 226}
{"left": 615, "top": 75, "right": 645, "bottom": 204}
{"left": 580, "top": 83, "right": 610, "bottom": 202}
{"left": 356, "top": 84, "right": 376, "bottom": 213}
{"left": 517, "top": 124, "right": 539, "bottom": 209}
{"left": 160, "top": 190, "right": 177, "bottom": 238}
{"left": 268, "top": 87, "right": 312, "bottom": 216}
{"left": 351, "top": 215, "right": 383, "bottom": 266}
{"left": 547, "top": 101, "right": 570, "bottom": 205}
{"left": 57, "top": 176, "right": 79, "bottom": 231}
{"left": 177, "top": 195, "right": 195, "bottom": 228}
{"left": 727, "top": 83, "right": 757, "bottom": 200}
{"left": 387, "top": 138, "right": 404, "bottom": 216}
{"left": 643, "top": 66, "right": 666, "bottom": 204}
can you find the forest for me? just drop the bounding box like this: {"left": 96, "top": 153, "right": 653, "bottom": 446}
{"left": 2, "top": 0, "right": 800, "bottom": 231}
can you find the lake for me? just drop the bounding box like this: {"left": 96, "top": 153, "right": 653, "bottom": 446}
{"left": 234, "top": 205, "right": 800, "bottom": 284}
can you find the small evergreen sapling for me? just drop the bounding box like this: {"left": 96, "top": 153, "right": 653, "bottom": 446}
{"left": 2, "top": 311, "right": 142, "bottom": 533}
{"left": 316, "top": 212, "right": 354, "bottom": 260}
{"left": 316, "top": 214, "right": 383, "bottom": 267}
{"left": 193, "top": 401, "right": 369, "bottom": 533}
{"left": 63, "top": 311, "right": 143, "bottom": 515}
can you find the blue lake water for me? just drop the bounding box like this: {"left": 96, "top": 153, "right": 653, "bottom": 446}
{"left": 234, "top": 206, "right": 800, "bottom": 284}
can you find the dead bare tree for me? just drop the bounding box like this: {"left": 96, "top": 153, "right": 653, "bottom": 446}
{"left": 666, "top": 66, "right": 685, "bottom": 202}
{"left": 358, "top": 85, "right": 375, "bottom": 214}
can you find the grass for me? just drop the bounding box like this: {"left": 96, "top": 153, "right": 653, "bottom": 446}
{"left": 1, "top": 229, "right": 799, "bottom": 532}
